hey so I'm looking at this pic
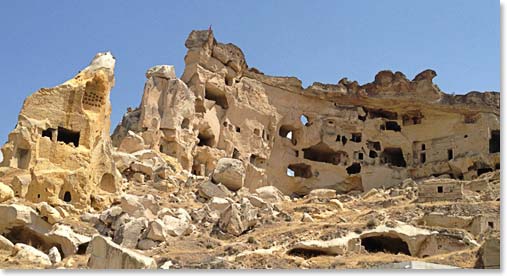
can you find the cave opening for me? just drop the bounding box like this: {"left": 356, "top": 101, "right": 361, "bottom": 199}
{"left": 63, "top": 191, "right": 72, "bottom": 203}
{"left": 402, "top": 111, "right": 423, "bottom": 126}
{"left": 250, "top": 154, "right": 266, "bottom": 167}
{"left": 447, "top": 149, "right": 453, "bottom": 160}
{"left": 288, "top": 163, "right": 312, "bottom": 178}
{"left": 42, "top": 128, "right": 55, "bottom": 140}
{"left": 477, "top": 168, "right": 493, "bottom": 176}
{"left": 279, "top": 125, "right": 297, "bottom": 145}
{"left": 181, "top": 118, "right": 190, "bottom": 129}
{"left": 351, "top": 133, "right": 362, "bottom": 143}
{"left": 197, "top": 132, "right": 214, "bottom": 147}
{"left": 204, "top": 86, "right": 229, "bottom": 109}
{"left": 15, "top": 148, "right": 30, "bottom": 169}
{"left": 303, "top": 143, "right": 346, "bottom": 165}
{"left": 367, "top": 141, "right": 381, "bottom": 151}
{"left": 232, "top": 148, "right": 240, "bottom": 159}
{"left": 4, "top": 226, "right": 59, "bottom": 255}
{"left": 361, "top": 236, "right": 410, "bottom": 255}
{"left": 367, "top": 108, "right": 398, "bottom": 120}
{"left": 489, "top": 130, "right": 500, "bottom": 153}
{"left": 57, "top": 127, "right": 80, "bottom": 147}
{"left": 385, "top": 121, "right": 401, "bottom": 132}
{"left": 300, "top": 115, "right": 309, "bottom": 126}
{"left": 99, "top": 173, "right": 116, "bottom": 193}
{"left": 287, "top": 248, "right": 328, "bottom": 259}
{"left": 381, "top": 148, "right": 406, "bottom": 167}
{"left": 346, "top": 163, "right": 361, "bottom": 175}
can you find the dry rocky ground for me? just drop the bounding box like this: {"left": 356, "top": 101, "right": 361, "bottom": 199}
{"left": 0, "top": 29, "right": 501, "bottom": 269}
{"left": 0, "top": 165, "right": 500, "bottom": 269}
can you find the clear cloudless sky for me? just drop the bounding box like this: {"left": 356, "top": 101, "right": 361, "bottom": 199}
{"left": 0, "top": 0, "right": 499, "bottom": 151}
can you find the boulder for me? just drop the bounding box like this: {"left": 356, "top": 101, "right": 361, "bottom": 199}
{"left": 130, "top": 150, "right": 166, "bottom": 176}
{"left": 329, "top": 199, "right": 344, "bottom": 211}
{"left": 145, "top": 65, "right": 176, "bottom": 79}
{"left": 48, "top": 246, "right": 62, "bottom": 264}
{"left": 11, "top": 174, "right": 31, "bottom": 198}
{"left": 99, "top": 206, "right": 123, "bottom": 225}
{"left": 479, "top": 236, "right": 500, "bottom": 268}
{"left": 12, "top": 243, "right": 51, "bottom": 266}
{"left": 219, "top": 203, "right": 243, "bottom": 236}
{"left": 0, "top": 204, "right": 52, "bottom": 234}
{"left": 0, "top": 234, "right": 14, "bottom": 251}
{"left": 212, "top": 158, "right": 245, "bottom": 191}
{"left": 112, "top": 151, "right": 136, "bottom": 172}
{"left": 301, "top": 213, "right": 314, "bottom": 222}
{"left": 255, "top": 186, "right": 285, "bottom": 202}
{"left": 137, "top": 239, "right": 158, "bottom": 250}
{"left": 0, "top": 182, "right": 14, "bottom": 203}
{"left": 111, "top": 213, "right": 130, "bottom": 231}
{"left": 207, "top": 197, "right": 231, "bottom": 213}
{"left": 37, "top": 202, "right": 62, "bottom": 224}
{"left": 218, "top": 200, "right": 258, "bottom": 236}
{"left": 198, "top": 181, "right": 232, "bottom": 199}
{"left": 120, "top": 194, "right": 146, "bottom": 218}
{"left": 114, "top": 218, "right": 147, "bottom": 249}
{"left": 81, "top": 212, "right": 100, "bottom": 224}
{"left": 308, "top": 189, "right": 336, "bottom": 199}
{"left": 146, "top": 219, "right": 166, "bottom": 242}
{"left": 160, "top": 260, "right": 174, "bottom": 269}
{"left": 87, "top": 235, "right": 157, "bottom": 269}
{"left": 45, "top": 224, "right": 91, "bottom": 257}
{"left": 162, "top": 209, "right": 192, "bottom": 237}
{"left": 118, "top": 131, "right": 145, "bottom": 154}
{"left": 140, "top": 194, "right": 160, "bottom": 215}
{"left": 247, "top": 195, "right": 269, "bottom": 209}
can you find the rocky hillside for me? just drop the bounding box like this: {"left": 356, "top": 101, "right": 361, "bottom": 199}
{"left": 0, "top": 30, "right": 500, "bottom": 269}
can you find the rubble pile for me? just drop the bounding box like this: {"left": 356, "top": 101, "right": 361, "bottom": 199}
{"left": 0, "top": 30, "right": 500, "bottom": 269}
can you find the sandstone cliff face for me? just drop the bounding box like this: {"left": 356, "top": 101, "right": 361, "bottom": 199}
{"left": 0, "top": 52, "right": 121, "bottom": 208}
{"left": 113, "top": 30, "right": 281, "bottom": 191}
{"left": 0, "top": 30, "right": 499, "bottom": 270}
{"left": 114, "top": 30, "right": 500, "bottom": 196}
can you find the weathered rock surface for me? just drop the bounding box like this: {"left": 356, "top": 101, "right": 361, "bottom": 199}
{"left": 86, "top": 235, "right": 157, "bottom": 269}
{"left": 0, "top": 235, "right": 14, "bottom": 251}
{"left": 0, "top": 29, "right": 500, "bottom": 270}
{"left": 0, "top": 182, "right": 14, "bottom": 203}
{"left": 0, "top": 52, "right": 121, "bottom": 208}
{"left": 12, "top": 243, "right": 51, "bottom": 267}
{"left": 212, "top": 158, "right": 245, "bottom": 191}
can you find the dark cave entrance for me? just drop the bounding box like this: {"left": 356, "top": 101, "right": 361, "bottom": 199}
{"left": 204, "top": 86, "right": 228, "bottom": 109}
{"left": 489, "top": 130, "right": 500, "bottom": 153}
{"left": 303, "top": 143, "right": 346, "bottom": 165}
{"left": 287, "top": 248, "right": 328, "bottom": 259}
{"left": 381, "top": 148, "right": 407, "bottom": 167}
{"left": 361, "top": 236, "right": 410, "bottom": 255}
{"left": 57, "top": 127, "right": 80, "bottom": 147}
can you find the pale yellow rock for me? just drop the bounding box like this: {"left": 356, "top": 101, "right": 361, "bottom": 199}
{"left": 12, "top": 243, "right": 51, "bottom": 267}
{"left": 86, "top": 235, "right": 157, "bottom": 269}
{"left": 0, "top": 181, "right": 14, "bottom": 203}
{"left": 0, "top": 52, "right": 121, "bottom": 208}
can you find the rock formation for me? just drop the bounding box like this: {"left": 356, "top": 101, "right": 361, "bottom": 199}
{"left": 0, "top": 52, "right": 121, "bottom": 208}
{"left": 113, "top": 30, "right": 500, "bottom": 196}
{"left": 0, "top": 30, "right": 500, "bottom": 270}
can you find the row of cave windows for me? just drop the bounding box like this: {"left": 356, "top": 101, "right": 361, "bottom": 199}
{"left": 286, "top": 162, "right": 362, "bottom": 178}
{"left": 417, "top": 130, "right": 500, "bottom": 164}
{"left": 358, "top": 108, "right": 480, "bottom": 125}
{"left": 42, "top": 127, "right": 80, "bottom": 147}
{"left": 287, "top": 146, "right": 408, "bottom": 179}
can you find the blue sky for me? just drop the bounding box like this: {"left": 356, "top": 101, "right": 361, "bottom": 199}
{"left": 0, "top": 0, "right": 499, "bottom": 150}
